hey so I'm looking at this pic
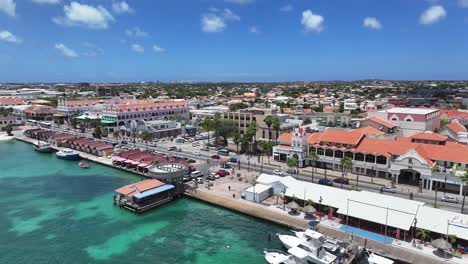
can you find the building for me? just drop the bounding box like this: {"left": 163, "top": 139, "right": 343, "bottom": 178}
{"left": 343, "top": 99, "right": 358, "bottom": 111}
{"left": 0, "top": 115, "right": 15, "bottom": 130}
{"left": 0, "top": 97, "right": 24, "bottom": 107}
{"left": 367, "top": 108, "right": 440, "bottom": 137}
{"left": 24, "top": 105, "right": 55, "bottom": 121}
{"left": 439, "top": 120, "right": 468, "bottom": 143}
{"left": 144, "top": 120, "right": 182, "bottom": 139}
{"left": 243, "top": 184, "right": 272, "bottom": 203}
{"left": 96, "top": 86, "right": 119, "bottom": 97}
{"left": 222, "top": 107, "right": 276, "bottom": 136}
{"left": 273, "top": 127, "right": 468, "bottom": 195}
{"left": 440, "top": 109, "right": 468, "bottom": 126}
{"left": 360, "top": 116, "right": 398, "bottom": 134}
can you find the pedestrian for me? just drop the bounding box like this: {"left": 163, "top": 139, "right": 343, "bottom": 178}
{"left": 233, "top": 193, "right": 235, "bottom": 198}
{"left": 228, "top": 186, "right": 231, "bottom": 191}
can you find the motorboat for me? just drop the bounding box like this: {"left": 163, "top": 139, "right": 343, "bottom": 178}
{"left": 56, "top": 148, "right": 80, "bottom": 161}
{"left": 278, "top": 234, "right": 337, "bottom": 264}
{"left": 33, "top": 141, "right": 53, "bottom": 153}
{"left": 264, "top": 249, "right": 304, "bottom": 264}
{"left": 79, "top": 161, "right": 89, "bottom": 168}
{"left": 293, "top": 229, "right": 345, "bottom": 256}
{"left": 366, "top": 252, "right": 394, "bottom": 264}
{"left": 278, "top": 234, "right": 304, "bottom": 249}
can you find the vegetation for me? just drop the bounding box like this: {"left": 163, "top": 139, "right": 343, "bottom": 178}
{"left": 272, "top": 117, "right": 281, "bottom": 142}
{"left": 340, "top": 157, "right": 353, "bottom": 188}
{"left": 0, "top": 107, "right": 13, "bottom": 117}
{"left": 309, "top": 151, "right": 318, "bottom": 182}
{"left": 263, "top": 115, "right": 273, "bottom": 141}
{"left": 140, "top": 131, "right": 152, "bottom": 150}
{"left": 93, "top": 126, "right": 102, "bottom": 139}
{"left": 287, "top": 157, "right": 299, "bottom": 173}
{"left": 5, "top": 125, "right": 13, "bottom": 136}
{"left": 258, "top": 140, "right": 275, "bottom": 164}
{"left": 461, "top": 170, "right": 468, "bottom": 214}
{"left": 416, "top": 228, "right": 431, "bottom": 244}
{"left": 232, "top": 133, "right": 241, "bottom": 154}
{"left": 229, "top": 102, "right": 249, "bottom": 111}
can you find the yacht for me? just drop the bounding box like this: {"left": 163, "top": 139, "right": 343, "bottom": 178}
{"left": 264, "top": 249, "right": 305, "bottom": 264}
{"left": 293, "top": 229, "right": 345, "bottom": 255}
{"left": 33, "top": 141, "right": 53, "bottom": 153}
{"left": 278, "top": 234, "right": 337, "bottom": 264}
{"left": 56, "top": 148, "right": 80, "bottom": 161}
{"left": 367, "top": 252, "right": 394, "bottom": 264}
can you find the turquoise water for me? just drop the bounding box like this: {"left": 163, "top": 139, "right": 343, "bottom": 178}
{"left": 0, "top": 141, "right": 286, "bottom": 264}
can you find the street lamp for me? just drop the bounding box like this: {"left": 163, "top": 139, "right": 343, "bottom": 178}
{"left": 412, "top": 217, "right": 418, "bottom": 247}
{"left": 444, "top": 175, "right": 447, "bottom": 195}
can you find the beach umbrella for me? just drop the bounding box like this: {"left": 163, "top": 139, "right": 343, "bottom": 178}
{"left": 303, "top": 205, "right": 316, "bottom": 214}
{"left": 287, "top": 201, "right": 299, "bottom": 210}
{"left": 431, "top": 238, "right": 451, "bottom": 250}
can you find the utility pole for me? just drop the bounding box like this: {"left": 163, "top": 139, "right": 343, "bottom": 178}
{"left": 434, "top": 187, "right": 438, "bottom": 207}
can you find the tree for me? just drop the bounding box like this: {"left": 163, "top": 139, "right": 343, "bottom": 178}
{"left": 340, "top": 157, "right": 353, "bottom": 189}
{"left": 93, "top": 126, "right": 102, "bottom": 139}
{"left": 214, "top": 120, "right": 236, "bottom": 145}
{"left": 229, "top": 102, "right": 249, "bottom": 111}
{"left": 5, "top": 125, "right": 13, "bottom": 136}
{"left": 232, "top": 133, "right": 241, "bottom": 154}
{"left": 200, "top": 117, "right": 214, "bottom": 145}
{"left": 258, "top": 140, "right": 275, "bottom": 164}
{"left": 140, "top": 131, "right": 152, "bottom": 150}
{"left": 272, "top": 117, "right": 281, "bottom": 143}
{"left": 303, "top": 118, "right": 312, "bottom": 125}
{"left": 440, "top": 115, "right": 450, "bottom": 128}
{"left": 244, "top": 123, "right": 257, "bottom": 154}
{"left": 112, "top": 131, "right": 120, "bottom": 144}
{"left": 448, "top": 234, "right": 457, "bottom": 246}
{"left": 263, "top": 115, "right": 273, "bottom": 141}
{"left": 416, "top": 228, "right": 431, "bottom": 244}
{"left": 101, "top": 127, "right": 109, "bottom": 137}
{"left": 309, "top": 151, "right": 318, "bottom": 182}
{"left": 287, "top": 157, "right": 299, "bottom": 178}
{"left": 461, "top": 170, "right": 468, "bottom": 214}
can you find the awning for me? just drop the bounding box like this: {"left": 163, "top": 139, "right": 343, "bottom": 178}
{"left": 133, "top": 184, "right": 175, "bottom": 199}
{"left": 101, "top": 120, "right": 116, "bottom": 124}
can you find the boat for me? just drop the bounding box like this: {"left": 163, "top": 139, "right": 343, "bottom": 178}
{"left": 33, "top": 141, "right": 53, "bottom": 153}
{"left": 293, "top": 229, "right": 345, "bottom": 255}
{"left": 366, "top": 252, "right": 394, "bottom": 264}
{"left": 278, "top": 234, "right": 337, "bottom": 264}
{"left": 264, "top": 249, "right": 305, "bottom": 264}
{"left": 56, "top": 148, "right": 80, "bottom": 161}
{"left": 79, "top": 161, "right": 89, "bottom": 168}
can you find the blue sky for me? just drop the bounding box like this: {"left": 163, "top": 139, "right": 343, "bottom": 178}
{"left": 0, "top": 0, "right": 467, "bottom": 82}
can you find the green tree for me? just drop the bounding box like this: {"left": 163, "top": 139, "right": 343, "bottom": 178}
{"left": 461, "top": 170, "right": 468, "bottom": 214}
{"left": 272, "top": 117, "right": 281, "bottom": 143}
{"left": 340, "top": 157, "right": 353, "bottom": 189}
{"left": 200, "top": 117, "right": 214, "bottom": 145}
{"left": 287, "top": 157, "right": 299, "bottom": 178}
{"left": 309, "top": 150, "right": 318, "bottom": 182}
{"left": 244, "top": 122, "right": 257, "bottom": 154}
{"left": 258, "top": 140, "right": 275, "bottom": 164}
{"left": 232, "top": 133, "right": 241, "bottom": 154}
{"left": 101, "top": 127, "right": 109, "bottom": 137}
{"left": 140, "top": 131, "right": 152, "bottom": 150}
{"left": 263, "top": 115, "right": 273, "bottom": 141}
{"left": 303, "top": 118, "right": 312, "bottom": 125}
{"left": 440, "top": 115, "right": 450, "bottom": 128}
{"left": 214, "top": 120, "right": 236, "bottom": 145}
{"left": 112, "top": 131, "right": 120, "bottom": 144}
{"left": 5, "top": 125, "right": 13, "bottom": 136}
{"left": 416, "top": 228, "right": 431, "bottom": 244}
{"left": 93, "top": 126, "right": 102, "bottom": 139}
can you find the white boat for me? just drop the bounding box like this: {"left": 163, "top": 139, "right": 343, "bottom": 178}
{"left": 367, "top": 252, "right": 394, "bottom": 264}
{"left": 264, "top": 249, "right": 304, "bottom": 264}
{"left": 278, "top": 234, "right": 337, "bottom": 264}
{"left": 293, "top": 229, "right": 345, "bottom": 255}
{"left": 56, "top": 148, "right": 80, "bottom": 161}
{"left": 33, "top": 141, "right": 53, "bottom": 153}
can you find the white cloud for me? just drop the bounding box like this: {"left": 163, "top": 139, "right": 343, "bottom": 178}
{"left": 363, "top": 17, "right": 382, "bottom": 30}
{"left": 225, "top": 0, "right": 254, "bottom": 5}
{"left": 153, "top": 45, "right": 165, "bottom": 53}
{"left": 301, "top": 10, "right": 324, "bottom": 33}
{"left": 420, "top": 5, "right": 446, "bottom": 25}
{"left": 0, "top": 0, "right": 15, "bottom": 17}
{"left": 112, "top": 1, "right": 133, "bottom": 14}
{"left": 53, "top": 2, "right": 114, "bottom": 29}
{"left": 222, "top": 8, "right": 240, "bottom": 21}
{"left": 54, "top": 43, "right": 78, "bottom": 58}
{"left": 82, "top": 42, "right": 103, "bottom": 57}
{"left": 125, "top": 27, "right": 148, "bottom": 37}
{"left": 201, "top": 14, "right": 226, "bottom": 33}
{"left": 249, "top": 26, "right": 260, "bottom": 34}
{"left": 459, "top": 0, "right": 468, "bottom": 8}
{"left": 131, "top": 43, "right": 144, "bottom": 53}
{"left": 0, "top": 30, "right": 21, "bottom": 43}
{"left": 32, "top": 0, "right": 60, "bottom": 4}
{"left": 280, "top": 4, "right": 293, "bottom": 12}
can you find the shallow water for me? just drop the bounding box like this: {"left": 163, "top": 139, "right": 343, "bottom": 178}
{"left": 0, "top": 141, "right": 287, "bottom": 263}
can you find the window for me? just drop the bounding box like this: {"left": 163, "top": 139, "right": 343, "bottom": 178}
{"left": 335, "top": 150, "right": 343, "bottom": 158}
{"left": 365, "top": 154, "right": 375, "bottom": 163}
{"left": 325, "top": 149, "right": 334, "bottom": 157}
{"left": 376, "top": 156, "right": 387, "bottom": 165}
{"left": 406, "top": 119, "right": 411, "bottom": 122}
{"left": 354, "top": 153, "right": 364, "bottom": 161}
{"left": 345, "top": 152, "right": 353, "bottom": 159}
{"left": 317, "top": 148, "right": 324, "bottom": 155}
{"left": 391, "top": 118, "right": 397, "bottom": 121}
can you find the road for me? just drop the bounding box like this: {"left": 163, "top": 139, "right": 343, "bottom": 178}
{"left": 50, "top": 127, "right": 465, "bottom": 213}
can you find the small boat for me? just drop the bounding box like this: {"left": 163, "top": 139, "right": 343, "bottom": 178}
{"left": 264, "top": 249, "right": 303, "bottom": 264}
{"left": 367, "top": 252, "right": 394, "bottom": 264}
{"left": 278, "top": 234, "right": 337, "bottom": 264}
{"left": 56, "top": 148, "right": 80, "bottom": 161}
{"left": 79, "top": 161, "right": 89, "bottom": 168}
{"left": 278, "top": 234, "right": 305, "bottom": 249}
{"left": 293, "top": 229, "right": 345, "bottom": 255}
{"left": 33, "top": 141, "right": 53, "bottom": 153}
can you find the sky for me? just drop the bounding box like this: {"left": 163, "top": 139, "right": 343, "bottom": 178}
{"left": 0, "top": 0, "right": 468, "bottom": 83}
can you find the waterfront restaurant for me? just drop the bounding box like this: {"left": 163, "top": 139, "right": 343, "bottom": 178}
{"left": 114, "top": 179, "right": 175, "bottom": 213}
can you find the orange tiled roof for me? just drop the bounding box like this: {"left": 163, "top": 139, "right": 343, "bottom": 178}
{"left": 115, "top": 179, "right": 165, "bottom": 197}
{"left": 277, "top": 132, "right": 292, "bottom": 143}
{"left": 410, "top": 132, "right": 448, "bottom": 142}
{"left": 446, "top": 121, "right": 467, "bottom": 134}
{"left": 368, "top": 116, "right": 397, "bottom": 129}
{"left": 353, "top": 126, "right": 385, "bottom": 135}
{"left": 0, "top": 97, "right": 24, "bottom": 105}
{"left": 318, "top": 129, "right": 364, "bottom": 146}
{"left": 440, "top": 110, "right": 468, "bottom": 119}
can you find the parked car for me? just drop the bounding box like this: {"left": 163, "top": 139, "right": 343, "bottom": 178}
{"left": 121, "top": 140, "right": 128, "bottom": 145}
{"left": 333, "top": 178, "right": 349, "bottom": 185}
{"left": 218, "top": 169, "right": 230, "bottom": 176}
{"left": 168, "top": 146, "right": 177, "bottom": 151}
{"left": 273, "top": 169, "right": 284, "bottom": 176}
{"left": 441, "top": 195, "right": 459, "bottom": 204}
{"left": 286, "top": 168, "right": 296, "bottom": 174}
{"left": 221, "top": 163, "right": 231, "bottom": 169}
{"left": 381, "top": 186, "right": 397, "bottom": 193}
{"left": 192, "top": 142, "right": 200, "bottom": 147}
{"left": 190, "top": 171, "right": 203, "bottom": 178}
{"left": 229, "top": 157, "right": 237, "bottom": 163}
{"left": 318, "top": 178, "right": 333, "bottom": 186}
{"left": 196, "top": 177, "right": 204, "bottom": 184}
{"left": 211, "top": 154, "right": 220, "bottom": 159}
{"left": 217, "top": 170, "right": 226, "bottom": 177}
{"left": 193, "top": 151, "right": 201, "bottom": 155}
{"left": 206, "top": 173, "right": 217, "bottom": 181}
{"left": 188, "top": 159, "right": 196, "bottom": 163}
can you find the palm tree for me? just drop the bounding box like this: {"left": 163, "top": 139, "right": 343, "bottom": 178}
{"left": 448, "top": 234, "right": 457, "bottom": 247}
{"left": 263, "top": 115, "right": 273, "bottom": 141}
{"left": 272, "top": 117, "right": 281, "bottom": 143}
{"left": 113, "top": 131, "right": 120, "bottom": 144}
{"left": 5, "top": 125, "right": 13, "bottom": 136}
{"left": 416, "top": 228, "right": 431, "bottom": 244}
{"left": 340, "top": 157, "right": 353, "bottom": 189}
{"left": 201, "top": 117, "right": 214, "bottom": 146}
{"left": 233, "top": 133, "right": 241, "bottom": 154}
{"left": 287, "top": 157, "right": 299, "bottom": 179}
{"left": 140, "top": 131, "right": 152, "bottom": 150}
{"left": 309, "top": 151, "right": 318, "bottom": 183}
{"left": 460, "top": 170, "right": 468, "bottom": 214}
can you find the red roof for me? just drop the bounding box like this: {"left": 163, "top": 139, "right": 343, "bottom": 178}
{"left": 410, "top": 132, "right": 448, "bottom": 142}
{"left": 353, "top": 126, "right": 385, "bottom": 135}
{"left": 277, "top": 132, "right": 292, "bottom": 144}
{"left": 0, "top": 97, "right": 24, "bottom": 105}
{"left": 318, "top": 129, "right": 364, "bottom": 146}
{"left": 440, "top": 110, "right": 468, "bottom": 119}
{"left": 446, "top": 121, "right": 467, "bottom": 134}
{"left": 368, "top": 116, "right": 397, "bottom": 129}
{"left": 115, "top": 179, "right": 165, "bottom": 197}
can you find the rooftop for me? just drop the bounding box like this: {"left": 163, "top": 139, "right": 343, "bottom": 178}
{"left": 382, "top": 107, "right": 439, "bottom": 115}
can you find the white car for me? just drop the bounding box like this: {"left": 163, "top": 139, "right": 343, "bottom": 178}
{"left": 273, "top": 169, "right": 284, "bottom": 176}
{"left": 441, "top": 195, "right": 459, "bottom": 204}
{"left": 381, "top": 186, "right": 397, "bottom": 193}
{"left": 193, "top": 151, "right": 201, "bottom": 155}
